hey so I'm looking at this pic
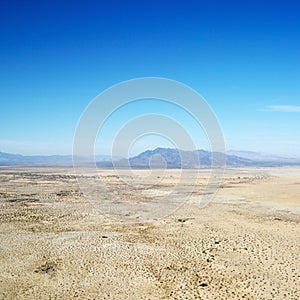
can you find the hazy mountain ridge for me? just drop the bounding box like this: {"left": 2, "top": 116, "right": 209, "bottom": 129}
{"left": 227, "top": 150, "right": 300, "bottom": 163}
{"left": 0, "top": 152, "right": 112, "bottom": 166}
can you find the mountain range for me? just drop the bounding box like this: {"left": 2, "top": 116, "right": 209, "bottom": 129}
{"left": 105, "top": 148, "right": 300, "bottom": 168}
{"left": 1, "top": 148, "right": 300, "bottom": 167}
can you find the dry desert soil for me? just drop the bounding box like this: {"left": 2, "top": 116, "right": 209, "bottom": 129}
{"left": 0, "top": 166, "right": 299, "bottom": 299}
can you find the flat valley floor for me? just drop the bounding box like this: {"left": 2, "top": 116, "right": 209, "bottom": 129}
{"left": 0, "top": 167, "right": 299, "bottom": 299}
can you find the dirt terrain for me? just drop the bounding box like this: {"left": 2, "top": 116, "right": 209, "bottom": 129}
{"left": 0, "top": 166, "right": 299, "bottom": 299}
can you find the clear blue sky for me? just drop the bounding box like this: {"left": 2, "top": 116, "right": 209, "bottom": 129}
{"left": 0, "top": 0, "right": 299, "bottom": 156}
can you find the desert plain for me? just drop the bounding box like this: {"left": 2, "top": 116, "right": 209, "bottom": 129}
{"left": 0, "top": 166, "right": 299, "bottom": 299}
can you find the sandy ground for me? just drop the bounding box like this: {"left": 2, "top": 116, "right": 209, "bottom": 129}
{"left": 0, "top": 166, "right": 299, "bottom": 299}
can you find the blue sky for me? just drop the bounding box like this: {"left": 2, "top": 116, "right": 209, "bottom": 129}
{"left": 0, "top": 0, "right": 299, "bottom": 157}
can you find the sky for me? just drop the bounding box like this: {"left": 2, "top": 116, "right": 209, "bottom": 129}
{"left": 0, "top": 0, "right": 299, "bottom": 157}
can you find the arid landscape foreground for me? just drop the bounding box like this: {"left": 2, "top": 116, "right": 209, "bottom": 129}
{"left": 0, "top": 166, "right": 299, "bottom": 299}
